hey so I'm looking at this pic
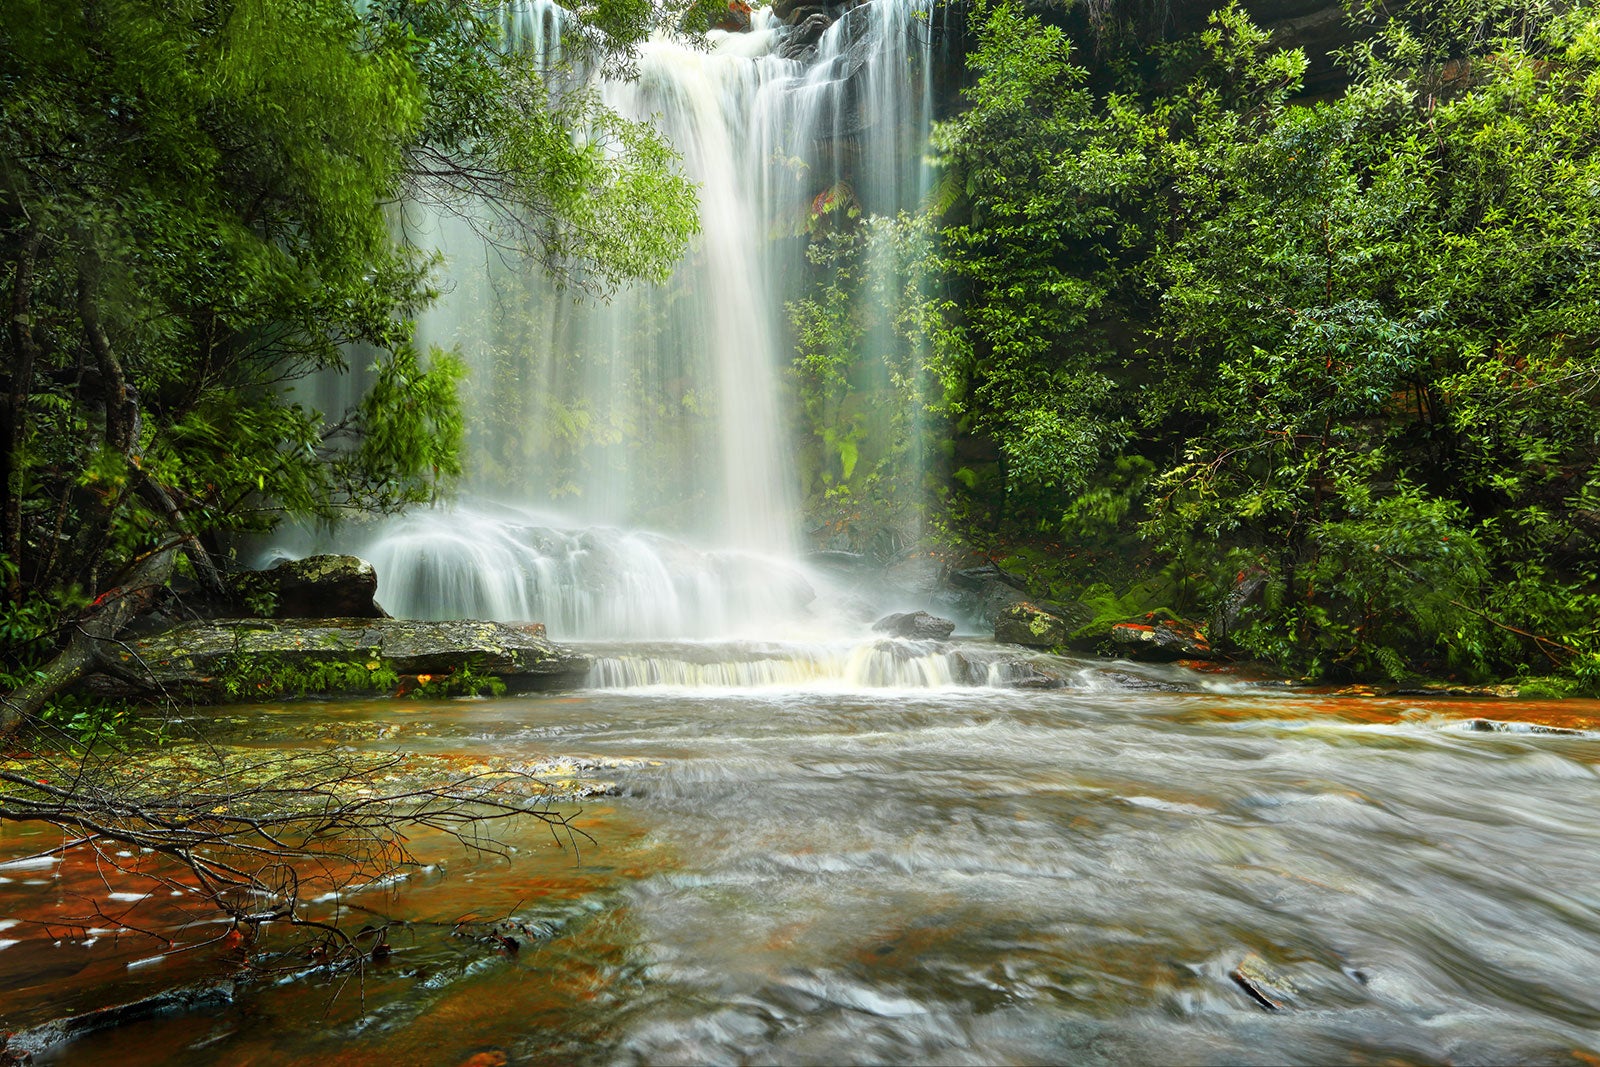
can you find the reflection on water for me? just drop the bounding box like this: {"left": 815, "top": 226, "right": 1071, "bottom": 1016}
{"left": 5, "top": 688, "right": 1600, "bottom": 1065}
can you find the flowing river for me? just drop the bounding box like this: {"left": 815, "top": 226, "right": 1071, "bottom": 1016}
{"left": 5, "top": 657, "right": 1600, "bottom": 1065}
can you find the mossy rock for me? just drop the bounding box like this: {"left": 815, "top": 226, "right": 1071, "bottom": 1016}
{"left": 994, "top": 600, "right": 1093, "bottom": 649}
{"left": 89, "top": 618, "right": 590, "bottom": 702}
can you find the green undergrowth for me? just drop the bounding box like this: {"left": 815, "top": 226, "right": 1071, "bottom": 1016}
{"left": 214, "top": 653, "right": 506, "bottom": 702}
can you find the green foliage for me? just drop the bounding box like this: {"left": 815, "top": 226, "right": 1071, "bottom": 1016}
{"left": 786, "top": 216, "right": 941, "bottom": 550}
{"left": 0, "top": 0, "right": 700, "bottom": 698}
{"left": 36, "top": 695, "right": 155, "bottom": 749}
{"left": 1072, "top": 581, "right": 1174, "bottom": 641}
{"left": 370, "top": 0, "right": 699, "bottom": 290}
{"left": 214, "top": 652, "right": 506, "bottom": 701}
{"left": 902, "top": 0, "right": 1600, "bottom": 684}
{"left": 922, "top": 0, "right": 1137, "bottom": 500}
{"left": 217, "top": 653, "right": 402, "bottom": 702}
{"left": 0, "top": 584, "right": 52, "bottom": 691}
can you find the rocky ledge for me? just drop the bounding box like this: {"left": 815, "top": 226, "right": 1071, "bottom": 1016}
{"left": 87, "top": 618, "right": 592, "bottom": 702}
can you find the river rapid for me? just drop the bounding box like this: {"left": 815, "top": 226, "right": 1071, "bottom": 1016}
{"left": 4, "top": 661, "right": 1600, "bottom": 1066}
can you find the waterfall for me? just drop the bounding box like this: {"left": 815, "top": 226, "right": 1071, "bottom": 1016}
{"left": 285, "top": 0, "right": 937, "bottom": 639}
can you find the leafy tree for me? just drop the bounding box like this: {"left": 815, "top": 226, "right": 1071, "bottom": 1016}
{"left": 897, "top": 0, "right": 1600, "bottom": 682}
{"left": 922, "top": 0, "right": 1138, "bottom": 506}
{"left": 0, "top": 0, "right": 697, "bottom": 730}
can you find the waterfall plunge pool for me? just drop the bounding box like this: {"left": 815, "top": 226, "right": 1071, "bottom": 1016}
{"left": 4, "top": 680, "right": 1600, "bottom": 1065}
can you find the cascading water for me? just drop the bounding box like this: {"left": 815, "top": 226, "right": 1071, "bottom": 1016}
{"left": 283, "top": 0, "right": 945, "bottom": 664}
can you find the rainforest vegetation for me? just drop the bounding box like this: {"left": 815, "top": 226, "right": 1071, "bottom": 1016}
{"left": 4, "top": 0, "right": 1600, "bottom": 729}
{"left": 0, "top": 0, "right": 698, "bottom": 731}
{"left": 794, "top": 0, "right": 1600, "bottom": 690}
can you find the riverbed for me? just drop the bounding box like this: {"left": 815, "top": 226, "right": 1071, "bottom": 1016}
{"left": 4, "top": 673, "right": 1600, "bottom": 1065}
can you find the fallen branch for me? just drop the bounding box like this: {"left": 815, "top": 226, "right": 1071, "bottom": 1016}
{"left": 0, "top": 745, "right": 592, "bottom": 956}
{"left": 0, "top": 545, "right": 177, "bottom": 740}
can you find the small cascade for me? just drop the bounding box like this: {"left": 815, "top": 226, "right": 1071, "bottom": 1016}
{"left": 577, "top": 636, "right": 1223, "bottom": 691}
{"left": 585, "top": 637, "right": 985, "bottom": 689}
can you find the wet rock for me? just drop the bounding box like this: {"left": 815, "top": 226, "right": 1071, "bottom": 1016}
{"left": 994, "top": 600, "right": 1093, "bottom": 649}
{"left": 89, "top": 618, "right": 591, "bottom": 701}
{"left": 948, "top": 561, "right": 1034, "bottom": 625}
{"left": 779, "top": 11, "right": 833, "bottom": 59}
{"left": 1107, "top": 614, "right": 1216, "bottom": 661}
{"left": 1461, "top": 718, "right": 1586, "bottom": 736}
{"left": 1230, "top": 952, "right": 1296, "bottom": 1011}
{"left": 872, "top": 611, "right": 955, "bottom": 640}
{"left": 236, "top": 554, "right": 385, "bottom": 619}
{"left": 1208, "top": 561, "right": 1267, "bottom": 640}
{"left": 1386, "top": 683, "right": 1516, "bottom": 698}
{"left": 711, "top": 0, "right": 751, "bottom": 31}
{"left": 806, "top": 549, "right": 868, "bottom": 571}
{"left": 1091, "top": 669, "right": 1191, "bottom": 692}
{"left": 1, "top": 978, "right": 237, "bottom": 1063}
{"left": 999, "top": 660, "right": 1068, "bottom": 689}
{"left": 950, "top": 560, "right": 1030, "bottom": 594}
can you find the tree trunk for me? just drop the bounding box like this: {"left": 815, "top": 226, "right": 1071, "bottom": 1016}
{"left": 136, "top": 474, "right": 228, "bottom": 599}
{"left": 2, "top": 225, "right": 43, "bottom": 602}
{"left": 0, "top": 546, "right": 175, "bottom": 740}
{"left": 76, "top": 263, "right": 227, "bottom": 600}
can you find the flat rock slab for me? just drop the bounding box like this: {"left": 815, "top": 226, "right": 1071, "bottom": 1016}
{"left": 100, "top": 618, "right": 591, "bottom": 699}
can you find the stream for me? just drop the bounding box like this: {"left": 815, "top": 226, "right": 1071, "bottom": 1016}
{"left": 5, "top": 654, "right": 1600, "bottom": 1065}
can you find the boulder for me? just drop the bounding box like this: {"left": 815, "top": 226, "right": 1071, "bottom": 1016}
{"left": 948, "top": 560, "right": 1033, "bottom": 624}
{"left": 1107, "top": 614, "right": 1216, "bottom": 661}
{"left": 994, "top": 659, "right": 1068, "bottom": 689}
{"left": 871, "top": 610, "right": 956, "bottom": 640}
{"left": 712, "top": 0, "right": 752, "bottom": 31}
{"left": 949, "top": 560, "right": 1029, "bottom": 593}
{"left": 91, "top": 618, "right": 591, "bottom": 700}
{"left": 779, "top": 11, "right": 832, "bottom": 59}
{"left": 1208, "top": 562, "right": 1268, "bottom": 640}
{"left": 994, "top": 599, "right": 1093, "bottom": 648}
{"left": 238, "top": 554, "right": 384, "bottom": 619}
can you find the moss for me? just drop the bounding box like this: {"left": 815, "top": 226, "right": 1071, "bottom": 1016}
{"left": 1514, "top": 676, "right": 1581, "bottom": 699}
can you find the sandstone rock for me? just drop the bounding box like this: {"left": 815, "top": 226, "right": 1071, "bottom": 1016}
{"left": 996, "top": 659, "right": 1068, "bottom": 689}
{"left": 238, "top": 554, "right": 385, "bottom": 619}
{"left": 871, "top": 610, "right": 956, "bottom": 639}
{"left": 779, "top": 11, "right": 832, "bottom": 58}
{"left": 1107, "top": 615, "right": 1216, "bottom": 661}
{"left": 948, "top": 560, "right": 1032, "bottom": 624}
{"left": 712, "top": 0, "right": 752, "bottom": 31}
{"left": 994, "top": 599, "right": 1092, "bottom": 648}
{"left": 92, "top": 618, "right": 591, "bottom": 700}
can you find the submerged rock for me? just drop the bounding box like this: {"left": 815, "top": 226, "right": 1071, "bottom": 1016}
{"left": 91, "top": 618, "right": 591, "bottom": 701}
{"left": 872, "top": 611, "right": 956, "bottom": 640}
{"left": 1230, "top": 952, "right": 1297, "bottom": 1011}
